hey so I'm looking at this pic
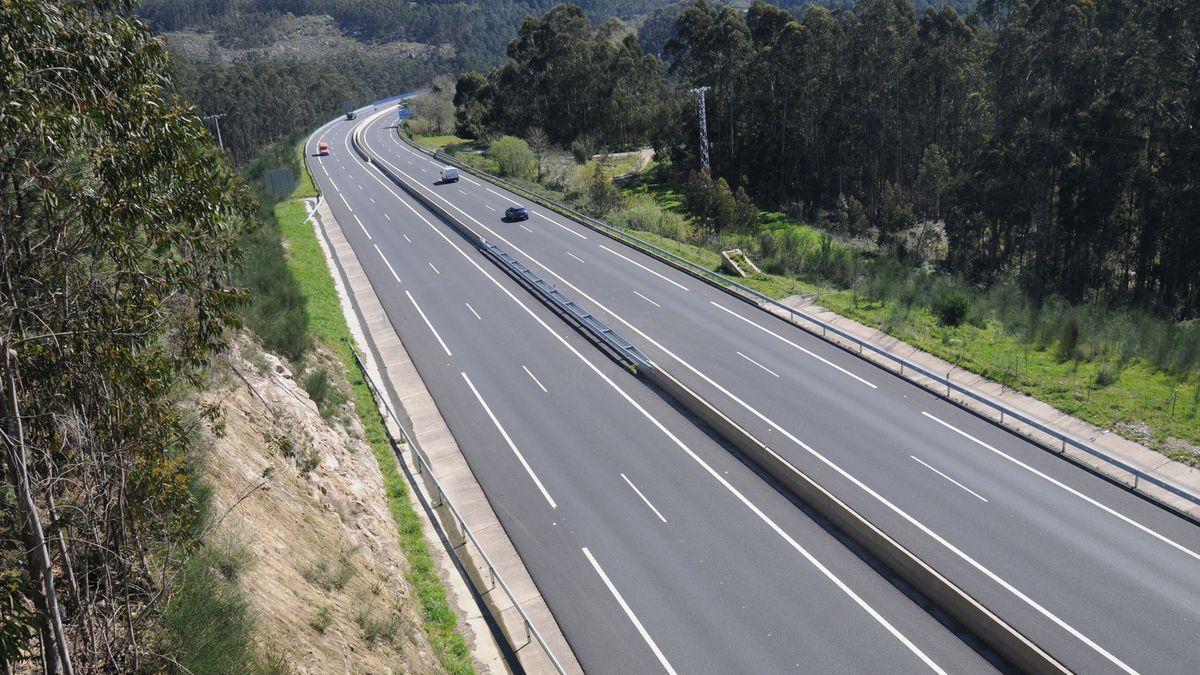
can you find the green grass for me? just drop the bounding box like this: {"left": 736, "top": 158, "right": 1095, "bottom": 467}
{"left": 414, "top": 134, "right": 471, "bottom": 150}
{"left": 419, "top": 131, "right": 1200, "bottom": 464}
{"left": 276, "top": 154, "right": 474, "bottom": 673}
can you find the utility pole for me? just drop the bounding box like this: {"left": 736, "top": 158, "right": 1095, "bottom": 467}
{"left": 693, "top": 86, "right": 711, "bottom": 171}
{"left": 203, "top": 113, "right": 226, "bottom": 151}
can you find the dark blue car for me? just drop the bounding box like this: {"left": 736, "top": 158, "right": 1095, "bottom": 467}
{"left": 505, "top": 204, "right": 529, "bottom": 221}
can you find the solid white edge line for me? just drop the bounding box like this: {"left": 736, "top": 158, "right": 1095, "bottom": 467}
{"left": 736, "top": 351, "right": 780, "bottom": 378}
{"left": 621, "top": 473, "right": 668, "bottom": 523}
{"left": 405, "top": 289, "right": 452, "bottom": 357}
{"left": 598, "top": 244, "right": 690, "bottom": 292}
{"left": 566, "top": 251, "right": 586, "bottom": 263}
{"left": 582, "top": 547, "right": 677, "bottom": 675}
{"left": 633, "top": 290, "right": 661, "bottom": 308}
{"left": 356, "top": 118, "right": 943, "bottom": 671}
{"left": 362, "top": 130, "right": 1117, "bottom": 668}
{"left": 373, "top": 244, "right": 401, "bottom": 283}
{"left": 461, "top": 371, "right": 557, "bottom": 509}
{"left": 522, "top": 365, "right": 548, "bottom": 393}
{"left": 910, "top": 455, "right": 988, "bottom": 503}
{"left": 922, "top": 411, "right": 1200, "bottom": 562}
{"left": 465, "top": 302, "right": 482, "bottom": 321}
{"left": 711, "top": 301, "right": 876, "bottom": 389}
{"left": 339, "top": 193, "right": 354, "bottom": 212}
{"left": 428, "top": 261, "right": 440, "bottom": 275}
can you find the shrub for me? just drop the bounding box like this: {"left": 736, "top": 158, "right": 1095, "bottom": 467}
{"left": 579, "top": 161, "right": 621, "bottom": 215}
{"left": 609, "top": 199, "right": 689, "bottom": 240}
{"left": 758, "top": 231, "right": 777, "bottom": 259}
{"left": 160, "top": 542, "right": 258, "bottom": 674}
{"left": 571, "top": 135, "right": 596, "bottom": 164}
{"left": 1057, "top": 314, "right": 1082, "bottom": 362}
{"left": 934, "top": 290, "right": 971, "bottom": 327}
{"left": 490, "top": 135, "right": 536, "bottom": 180}
{"left": 301, "top": 367, "right": 347, "bottom": 418}
{"left": 310, "top": 606, "right": 333, "bottom": 634}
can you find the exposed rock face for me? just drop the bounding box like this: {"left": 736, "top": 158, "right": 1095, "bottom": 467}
{"left": 199, "top": 334, "right": 442, "bottom": 674}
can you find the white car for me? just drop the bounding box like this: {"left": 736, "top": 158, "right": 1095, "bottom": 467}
{"left": 440, "top": 166, "right": 460, "bottom": 183}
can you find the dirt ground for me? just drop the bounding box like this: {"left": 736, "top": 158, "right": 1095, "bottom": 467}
{"left": 199, "top": 334, "right": 443, "bottom": 674}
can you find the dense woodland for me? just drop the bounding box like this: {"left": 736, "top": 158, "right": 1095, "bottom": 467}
{"left": 454, "top": 0, "right": 1200, "bottom": 319}
{"left": 167, "top": 51, "right": 445, "bottom": 162}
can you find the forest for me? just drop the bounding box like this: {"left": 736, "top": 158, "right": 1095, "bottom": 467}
{"left": 453, "top": 0, "right": 1200, "bottom": 320}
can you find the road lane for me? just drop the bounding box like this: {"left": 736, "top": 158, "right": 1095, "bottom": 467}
{"left": 364, "top": 112, "right": 1200, "bottom": 672}
{"left": 305, "top": 114, "right": 991, "bottom": 672}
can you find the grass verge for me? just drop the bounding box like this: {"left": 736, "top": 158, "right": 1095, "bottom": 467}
{"left": 275, "top": 152, "right": 474, "bottom": 673}
{"left": 425, "top": 134, "right": 1199, "bottom": 463}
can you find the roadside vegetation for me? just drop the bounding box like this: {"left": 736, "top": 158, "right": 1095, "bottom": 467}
{"left": 410, "top": 1, "right": 1200, "bottom": 466}
{"left": 1, "top": 1, "right": 268, "bottom": 670}
{"left": 266, "top": 137, "right": 474, "bottom": 673}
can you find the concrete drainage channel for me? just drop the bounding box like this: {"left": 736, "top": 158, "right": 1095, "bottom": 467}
{"left": 351, "top": 112, "right": 1066, "bottom": 673}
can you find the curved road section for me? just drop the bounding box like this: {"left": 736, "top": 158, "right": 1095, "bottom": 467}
{"left": 307, "top": 109, "right": 992, "bottom": 672}
{"left": 351, "top": 104, "right": 1200, "bottom": 674}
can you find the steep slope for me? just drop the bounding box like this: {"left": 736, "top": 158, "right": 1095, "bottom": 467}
{"left": 197, "top": 335, "right": 447, "bottom": 673}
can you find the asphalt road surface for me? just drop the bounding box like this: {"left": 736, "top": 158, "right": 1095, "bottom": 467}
{"left": 313, "top": 101, "right": 1200, "bottom": 673}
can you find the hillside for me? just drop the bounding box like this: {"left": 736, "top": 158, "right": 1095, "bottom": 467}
{"left": 194, "top": 335, "right": 447, "bottom": 673}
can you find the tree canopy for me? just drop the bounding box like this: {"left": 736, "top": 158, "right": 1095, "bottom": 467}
{"left": 460, "top": 0, "right": 1200, "bottom": 319}
{"left": 1, "top": 0, "right": 253, "bottom": 668}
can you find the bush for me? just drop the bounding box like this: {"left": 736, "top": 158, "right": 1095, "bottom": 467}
{"left": 1057, "top": 314, "right": 1082, "bottom": 362}
{"left": 160, "top": 542, "right": 258, "bottom": 674}
{"left": 934, "top": 290, "right": 971, "bottom": 327}
{"left": 490, "top": 135, "right": 536, "bottom": 180}
{"left": 579, "top": 161, "right": 621, "bottom": 215}
{"left": 302, "top": 367, "right": 347, "bottom": 418}
{"left": 571, "top": 135, "right": 596, "bottom": 164}
{"left": 609, "top": 199, "right": 689, "bottom": 240}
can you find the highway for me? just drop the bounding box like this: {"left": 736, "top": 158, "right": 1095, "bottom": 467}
{"left": 339, "top": 104, "right": 1200, "bottom": 674}
{"left": 305, "top": 113, "right": 993, "bottom": 673}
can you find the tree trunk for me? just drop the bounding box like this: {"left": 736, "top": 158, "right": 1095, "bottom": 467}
{"left": 1, "top": 345, "right": 74, "bottom": 675}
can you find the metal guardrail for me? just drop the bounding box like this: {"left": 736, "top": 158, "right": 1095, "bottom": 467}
{"left": 480, "top": 242, "right": 653, "bottom": 372}
{"left": 356, "top": 116, "right": 650, "bottom": 374}
{"left": 349, "top": 346, "right": 568, "bottom": 674}
{"left": 308, "top": 114, "right": 568, "bottom": 672}
{"left": 403, "top": 130, "right": 1200, "bottom": 510}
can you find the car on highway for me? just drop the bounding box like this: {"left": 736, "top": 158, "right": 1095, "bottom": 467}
{"left": 440, "top": 166, "right": 460, "bottom": 183}
{"left": 317, "top": 141, "right": 330, "bottom": 156}
{"left": 345, "top": 111, "right": 356, "bottom": 120}
{"left": 504, "top": 204, "right": 529, "bottom": 221}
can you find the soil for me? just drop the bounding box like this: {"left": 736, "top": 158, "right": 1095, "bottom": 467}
{"left": 198, "top": 334, "right": 443, "bottom": 673}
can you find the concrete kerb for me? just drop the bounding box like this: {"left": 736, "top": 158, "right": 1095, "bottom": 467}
{"left": 374, "top": 122, "right": 1063, "bottom": 672}
{"left": 302, "top": 158, "right": 580, "bottom": 672}
{"left": 394, "top": 127, "right": 1200, "bottom": 523}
